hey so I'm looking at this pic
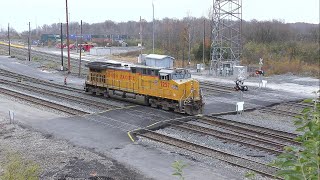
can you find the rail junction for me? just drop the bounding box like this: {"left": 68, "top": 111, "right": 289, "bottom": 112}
{"left": 0, "top": 53, "right": 316, "bottom": 179}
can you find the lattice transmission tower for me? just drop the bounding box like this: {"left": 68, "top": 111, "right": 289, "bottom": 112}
{"left": 210, "top": 0, "right": 242, "bottom": 76}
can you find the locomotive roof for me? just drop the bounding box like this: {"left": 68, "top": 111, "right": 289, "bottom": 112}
{"left": 159, "top": 68, "right": 189, "bottom": 74}
{"left": 131, "top": 64, "right": 162, "bottom": 70}
{"left": 87, "top": 61, "right": 188, "bottom": 73}
{"left": 86, "top": 61, "right": 121, "bottom": 70}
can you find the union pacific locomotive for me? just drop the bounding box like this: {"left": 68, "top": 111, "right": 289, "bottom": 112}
{"left": 84, "top": 61, "right": 204, "bottom": 115}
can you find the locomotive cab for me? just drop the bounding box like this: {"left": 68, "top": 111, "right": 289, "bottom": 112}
{"left": 158, "top": 69, "right": 204, "bottom": 115}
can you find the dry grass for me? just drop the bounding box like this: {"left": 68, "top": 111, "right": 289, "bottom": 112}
{"left": 242, "top": 41, "right": 319, "bottom": 77}
{"left": 109, "top": 55, "right": 138, "bottom": 64}
{"left": 262, "top": 58, "right": 319, "bottom": 77}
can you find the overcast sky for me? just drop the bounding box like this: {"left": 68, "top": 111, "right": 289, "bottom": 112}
{"left": 0, "top": 0, "right": 319, "bottom": 32}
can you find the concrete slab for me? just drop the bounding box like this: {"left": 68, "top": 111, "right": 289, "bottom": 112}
{"left": 203, "top": 101, "right": 236, "bottom": 114}
{"left": 33, "top": 115, "right": 132, "bottom": 150}
{"left": 10, "top": 104, "right": 184, "bottom": 152}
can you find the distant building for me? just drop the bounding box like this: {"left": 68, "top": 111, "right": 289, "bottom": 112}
{"left": 145, "top": 54, "right": 175, "bottom": 68}
{"left": 89, "top": 47, "right": 111, "bottom": 56}
{"left": 40, "top": 34, "right": 60, "bottom": 43}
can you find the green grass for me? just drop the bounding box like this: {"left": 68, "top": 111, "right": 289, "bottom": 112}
{"left": 0, "top": 153, "right": 40, "bottom": 180}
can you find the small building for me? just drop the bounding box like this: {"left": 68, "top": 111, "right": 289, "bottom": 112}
{"left": 89, "top": 47, "right": 111, "bottom": 56}
{"left": 145, "top": 54, "right": 175, "bottom": 68}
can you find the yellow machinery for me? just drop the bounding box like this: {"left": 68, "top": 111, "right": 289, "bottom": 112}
{"left": 85, "top": 61, "right": 204, "bottom": 115}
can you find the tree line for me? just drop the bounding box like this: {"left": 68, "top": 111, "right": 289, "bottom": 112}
{"left": 0, "top": 18, "right": 318, "bottom": 66}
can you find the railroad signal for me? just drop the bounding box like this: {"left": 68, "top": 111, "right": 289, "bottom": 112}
{"left": 257, "top": 58, "right": 265, "bottom": 89}
{"left": 255, "top": 70, "right": 264, "bottom": 76}
{"left": 259, "top": 58, "right": 263, "bottom": 66}
{"left": 234, "top": 79, "right": 248, "bottom": 92}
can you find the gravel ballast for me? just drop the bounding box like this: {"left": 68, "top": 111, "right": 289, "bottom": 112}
{"left": 0, "top": 119, "right": 149, "bottom": 179}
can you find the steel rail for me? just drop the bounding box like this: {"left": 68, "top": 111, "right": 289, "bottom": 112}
{"left": 137, "top": 130, "right": 279, "bottom": 178}
{"left": 0, "top": 78, "right": 117, "bottom": 110}
{"left": 0, "top": 86, "right": 89, "bottom": 115}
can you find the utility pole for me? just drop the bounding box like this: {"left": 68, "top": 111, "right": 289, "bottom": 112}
{"left": 152, "top": 2, "right": 155, "bottom": 53}
{"left": 78, "top": 20, "right": 82, "bottom": 77}
{"left": 203, "top": 19, "right": 205, "bottom": 66}
{"left": 28, "top": 22, "right": 31, "bottom": 61}
{"left": 60, "top": 23, "right": 64, "bottom": 70}
{"left": 258, "top": 58, "right": 263, "bottom": 88}
{"left": 182, "top": 45, "right": 185, "bottom": 68}
{"left": 188, "top": 31, "right": 191, "bottom": 65}
{"left": 66, "top": 0, "right": 71, "bottom": 73}
{"left": 7, "top": 23, "right": 10, "bottom": 56}
{"left": 139, "top": 16, "right": 142, "bottom": 60}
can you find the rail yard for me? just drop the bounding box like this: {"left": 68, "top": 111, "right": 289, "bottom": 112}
{"left": 0, "top": 40, "right": 318, "bottom": 180}
{"left": 1, "top": 0, "right": 320, "bottom": 178}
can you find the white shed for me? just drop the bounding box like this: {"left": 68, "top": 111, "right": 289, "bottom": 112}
{"left": 90, "top": 47, "right": 111, "bottom": 56}
{"left": 145, "top": 54, "right": 175, "bottom": 68}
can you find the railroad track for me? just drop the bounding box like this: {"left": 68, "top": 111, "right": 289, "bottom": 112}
{"left": 200, "top": 81, "right": 234, "bottom": 94}
{"left": 0, "top": 44, "right": 88, "bottom": 75}
{"left": 134, "top": 114, "right": 300, "bottom": 177}
{"left": 0, "top": 68, "right": 83, "bottom": 93}
{"left": 0, "top": 86, "right": 89, "bottom": 115}
{"left": 201, "top": 116, "right": 299, "bottom": 145}
{"left": 156, "top": 115, "right": 297, "bottom": 154}
{"left": 283, "top": 101, "right": 313, "bottom": 108}
{"left": 170, "top": 121, "right": 284, "bottom": 154}
{"left": 0, "top": 44, "right": 78, "bottom": 63}
{"left": 259, "top": 107, "right": 302, "bottom": 117}
{"left": 137, "top": 130, "right": 279, "bottom": 178}
{"left": 0, "top": 67, "right": 134, "bottom": 108}
{"left": 0, "top": 78, "right": 118, "bottom": 111}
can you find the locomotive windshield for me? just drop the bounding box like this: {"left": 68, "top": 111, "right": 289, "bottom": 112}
{"left": 172, "top": 69, "right": 191, "bottom": 80}
{"left": 159, "top": 69, "right": 191, "bottom": 80}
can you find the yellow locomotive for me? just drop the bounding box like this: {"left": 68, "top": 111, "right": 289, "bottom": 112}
{"left": 84, "top": 61, "right": 204, "bottom": 115}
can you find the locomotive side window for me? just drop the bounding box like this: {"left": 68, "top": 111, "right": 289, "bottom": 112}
{"left": 150, "top": 69, "right": 157, "bottom": 76}
{"left": 160, "top": 74, "right": 169, "bottom": 80}
{"left": 142, "top": 69, "right": 147, "bottom": 75}
{"left": 136, "top": 68, "right": 142, "bottom": 74}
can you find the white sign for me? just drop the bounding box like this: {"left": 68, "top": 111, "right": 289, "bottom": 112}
{"left": 262, "top": 80, "right": 267, "bottom": 87}
{"left": 259, "top": 58, "right": 263, "bottom": 65}
{"left": 236, "top": 101, "right": 244, "bottom": 112}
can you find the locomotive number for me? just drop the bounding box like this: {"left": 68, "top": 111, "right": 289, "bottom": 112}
{"left": 161, "top": 81, "right": 169, "bottom": 87}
